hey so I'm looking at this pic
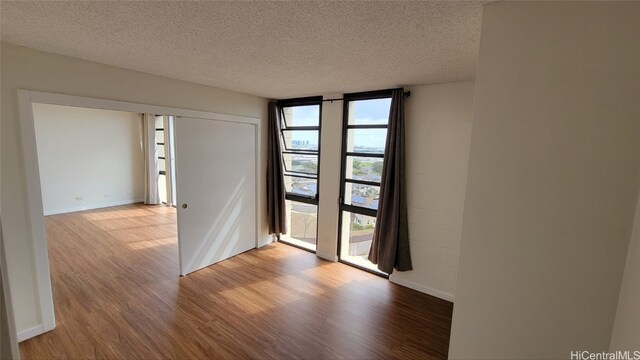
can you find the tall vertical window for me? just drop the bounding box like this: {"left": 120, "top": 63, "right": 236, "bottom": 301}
{"left": 155, "top": 115, "right": 176, "bottom": 207}
{"left": 339, "top": 91, "right": 392, "bottom": 274}
{"left": 278, "top": 97, "right": 322, "bottom": 251}
{"left": 155, "top": 116, "right": 168, "bottom": 204}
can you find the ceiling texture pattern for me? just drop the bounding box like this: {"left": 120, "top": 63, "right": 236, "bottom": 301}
{"left": 1, "top": 1, "right": 486, "bottom": 99}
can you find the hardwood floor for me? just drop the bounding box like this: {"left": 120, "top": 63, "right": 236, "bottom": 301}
{"left": 19, "top": 204, "right": 453, "bottom": 359}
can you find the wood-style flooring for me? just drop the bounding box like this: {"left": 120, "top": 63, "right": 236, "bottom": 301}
{"left": 19, "top": 204, "right": 453, "bottom": 359}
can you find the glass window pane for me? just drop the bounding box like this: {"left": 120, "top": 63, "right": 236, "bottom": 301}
{"left": 344, "top": 183, "right": 379, "bottom": 210}
{"left": 284, "top": 176, "right": 317, "bottom": 197}
{"left": 345, "top": 156, "right": 383, "bottom": 182}
{"left": 343, "top": 211, "right": 375, "bottom": 255}
{"left": 348, "top": 98, "right": 391, "bottom": 125}
{"left": 339, "top": 211, "right": 384, "bottom": 273}
{"left": 155, "top": 130, "right": 164, "bottom": 142}
{"left": 281, "top": 200, "right": 317, "bottom": 250}
{"left": 281, "top": 130, "right": 318, "bottom": 151}
{"left": 282, "top": 105, "right": 320, "bottom": 127}
{"left": 157, "top": 144, "right": 165, "bottom": 158}
{"left": 158, "top": 174, "right": 167, "bottom": 204}
{"left": 346, "top": 128, "right": 387, "bottom": 154}
{"left": 158, "top": 159, "right": 166, "bottom": 172}
{"left": 283, "top": 153, "right": 318, "bottom": 175}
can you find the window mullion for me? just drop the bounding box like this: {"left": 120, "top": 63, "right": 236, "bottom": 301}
{"left": 344, "top": 178, "right": 380, "bottom": 187}
{"left": 345, "top": 152, "right": 384, "bottom": 158}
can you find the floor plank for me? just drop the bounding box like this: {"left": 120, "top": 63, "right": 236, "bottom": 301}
{"left": 19, "top": 204, "right": 453, "bottom": 359}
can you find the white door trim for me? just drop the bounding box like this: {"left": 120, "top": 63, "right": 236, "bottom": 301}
{"left": 28, "top": 91, "right": 259, "bottom": 125}
{"left": 16, "top": 89, "right": 262, "bottom": 341}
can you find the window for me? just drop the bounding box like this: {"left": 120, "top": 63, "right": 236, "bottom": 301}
{"left": 278, "top": 97, "right": 322, "bottom": 251}
{"left": 155, "top": 115, "right": 176, "bottom": 206}
{"left": 339, "top": 91, "right": 392, "bottom": 275}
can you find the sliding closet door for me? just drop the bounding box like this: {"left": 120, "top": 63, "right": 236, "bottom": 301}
{"left": 174, "top": 116, "right": 256, "bottom": 275}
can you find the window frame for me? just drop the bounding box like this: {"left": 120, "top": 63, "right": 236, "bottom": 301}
{"left": 337, "top": 89, "right": 393, "bottom": 277}
{"left": 156, "top": 125, "right": 168, "bottom": 201}
{"left": 277, "top": 96, "right": 323, "bottom": 205}
{"left": 156, "top": 128, "right": 166, "bottom": 164}
{"left": 276, "top": 96, "right": 323, "bottom": 251}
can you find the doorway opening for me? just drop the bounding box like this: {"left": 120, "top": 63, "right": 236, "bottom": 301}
{"left": 18, "top": 91, "right": 261, "bottom": 342}
{"left": 32, "top": 103, "right": 181, "bottom": 262}
{"left": 31, "top": 102, "right": 181, "bottom": 336}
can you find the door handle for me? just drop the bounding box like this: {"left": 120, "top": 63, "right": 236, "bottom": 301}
{"left": 182, "top": 204, "right": 188, "bottom": 209}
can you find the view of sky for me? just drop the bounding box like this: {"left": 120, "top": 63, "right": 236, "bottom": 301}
{"left": 288, "top": 98, "right": 391, "bottom": 149}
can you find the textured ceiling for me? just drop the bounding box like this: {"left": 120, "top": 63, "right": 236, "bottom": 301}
{"left": 1, "top": 1, "right": 486, "bottom": 99}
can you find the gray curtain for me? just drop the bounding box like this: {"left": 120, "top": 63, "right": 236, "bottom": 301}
{"left": 266, "top": 102, "right": 287, "bottom": 235}
{"left": 368, "top": 89, "right": 412, "bottom": 273}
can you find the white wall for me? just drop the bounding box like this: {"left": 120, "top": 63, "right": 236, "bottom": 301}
{"left": 316, "top": 95, "right": 343, "bottom": 261}
{"left": 316, "top": 82, "right": 474, "bottom": 302}
{"left": 610, "top": 192, "right": 640, "bottom": 350}
{"left": 450, "top": 2, "right": 640, "bottom": 358}
{"left": 390, "top": 81, "right": 474, "bottom": 302}
{"left": 33, "top": 104, "right": 144, "bottom": 215}
{"left": 0, "top": 219, "right": 19, "bottom": 360}
{"left": 0, "top": 42, "right": 268, "bottom": 336}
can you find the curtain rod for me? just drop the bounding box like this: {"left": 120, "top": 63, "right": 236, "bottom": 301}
{"left": 322, "top": 91, "right": 411, "bottom": 103}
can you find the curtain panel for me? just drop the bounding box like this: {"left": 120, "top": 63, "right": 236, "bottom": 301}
{"left": 368, "top": 89, "right": 412, "bottom": 273}
{"left": 266, "top": 102, "right": 287, "bottom": 235}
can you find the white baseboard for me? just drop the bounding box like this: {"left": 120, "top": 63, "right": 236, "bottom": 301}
{"left": 316, "top": 250, "right": 338, "bottom": 262}
{"left": 389, "top": 275, "right": 455, "bottom": 303}
{"left": 17, "top": 324, "right": 44, "bottom": 342}
{"left": 43, "top": 198, "right": 144, "bottom": 215}
{"left": 257, "top": 235, "right": 274, "bottom": 248}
